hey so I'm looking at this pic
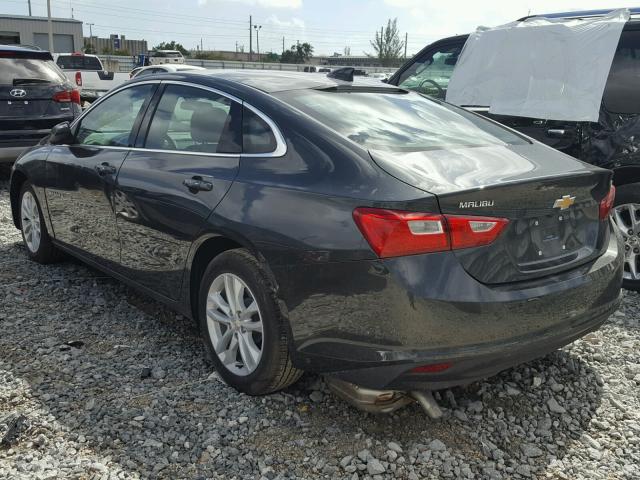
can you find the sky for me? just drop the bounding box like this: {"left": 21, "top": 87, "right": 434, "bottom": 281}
{"left": 2, "top": 0, "right": 633, "bottom": 56}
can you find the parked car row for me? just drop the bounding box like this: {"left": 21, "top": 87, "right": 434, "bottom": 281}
{"left": 1, "top": 7, "right": 632, "bottom": 414}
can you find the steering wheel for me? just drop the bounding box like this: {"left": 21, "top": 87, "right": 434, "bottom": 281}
{"left": 418, "top": 78, "right": 445, "bottom": 98}
{"left": 159, "top": 133, "right": 176, "bottom": 150}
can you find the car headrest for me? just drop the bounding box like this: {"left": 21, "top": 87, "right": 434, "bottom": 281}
{"left": 190, "top": 104, "right": 228, "bottom": 144}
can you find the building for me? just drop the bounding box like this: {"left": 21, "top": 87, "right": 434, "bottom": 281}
{"left": 0, "top": 14, "right": 82, "bottom": 52}
{"left": 86, "top": 34, "right": 148, "bottom": 56}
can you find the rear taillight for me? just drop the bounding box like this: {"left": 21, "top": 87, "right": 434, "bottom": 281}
{"left": 599, "top": 185, "right": 616, "bottom": 220}
{"left": 353, "top": 207, "right": 509, "bottom": 258}
{"left": 75, "top": 71, "right": 82, "bottom": 86}
{"left": 52, "top": 90, "right": 81, "bottom": 105}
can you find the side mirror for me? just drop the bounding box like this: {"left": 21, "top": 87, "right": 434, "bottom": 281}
{"left": 49, "top": 122, "right": 74, "bottom": 145}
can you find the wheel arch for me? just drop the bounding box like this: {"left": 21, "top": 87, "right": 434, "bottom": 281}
{"left": 612, "top": 166, "right": 640, "bottom": 187}
{"left": 9, "top": 168, "right": 29, "bottom": 229}
{"left": 185, "top": 231, "right": 282, "bottom": 321}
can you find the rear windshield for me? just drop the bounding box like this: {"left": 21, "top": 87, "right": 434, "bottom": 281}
{"left": 56, "top": 55, "right": 102, "bottom": 70}
{"left": 275, "top": 89, "right": 528, "bottom": 151}
{"left": 0, "top": 58, "right": 66, "bottom": 85}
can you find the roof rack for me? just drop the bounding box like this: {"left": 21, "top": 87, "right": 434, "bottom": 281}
{"left": 518, "top": 7, "right": 640, "bottom": 22}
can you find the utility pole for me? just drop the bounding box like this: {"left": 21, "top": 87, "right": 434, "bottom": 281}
{"left": 47, "top": 0, "right": 54, "bottom": 53}
{"left": 200, "top": 37, "right": 203, "bottom": 52}
{"left": 249, "top": 15, "right": 253, "bottom": 61}
{"left": 404, "top": 32, "right": 408, "bottom": 58}
{"left": 254, "top": 24, "right": 262, "bottom": 60}
{"left": 28, "top": 0, "right": 32, "bottom": 16}
{"left": 86, "top": 23, "right": 94, "bottom": 51}
{"left": 282, "top": 36, "right": 285, "bottom": 54}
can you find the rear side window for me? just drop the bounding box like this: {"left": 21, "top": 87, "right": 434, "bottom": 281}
{"left": 145, "top": 84, "right": 241, "bottom": 154}
{"left": 276, "top": 89, "right": 527, "bottom": 152}
{"left": 603, "top": 30, "right": 640, "bottom": 114}
{"left": 0, "top": 58, "right": 65, "bottom": 85}
{"left": 243, "top": 107, "right": 277, "bottom": 154}
{"left": 56, "top": 55, "right": 102, "bottom": 70}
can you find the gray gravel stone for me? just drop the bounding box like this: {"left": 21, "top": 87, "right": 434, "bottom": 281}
{"left": 0, "top": 174, "right": 639, "bottom": 479}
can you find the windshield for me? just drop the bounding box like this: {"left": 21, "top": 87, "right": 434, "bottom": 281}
{"left": 275, "top": 89, "right": 528, "bottom": 152}
{"left": 0, "top": 58, "right": 66, "bottom": 85}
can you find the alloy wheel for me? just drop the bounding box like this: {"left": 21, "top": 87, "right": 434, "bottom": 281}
{"left": 206, "top": 272, "right": 264, "bottom": 376}
{"left": 21, "top": 191, "right": 41, "bottom": 253}
{"left": 612, "top": 203, "right": 640, "bottom": 280}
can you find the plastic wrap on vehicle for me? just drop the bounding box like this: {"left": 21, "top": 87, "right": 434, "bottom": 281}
{"left": 446, "top": 9, "right": 629, "bottom": 122}
{"left": 581, "top": 107, "right": 640, "bottom": 169}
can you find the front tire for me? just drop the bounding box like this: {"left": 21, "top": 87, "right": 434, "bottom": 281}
{"left": 198, "top": 249, "right": 302, "bottom": 395}
{"left": 19, "top": 183, "right": 62, "bottom": 264}
{"left": 612, "top": 182, "right": 640, "bottom": 291}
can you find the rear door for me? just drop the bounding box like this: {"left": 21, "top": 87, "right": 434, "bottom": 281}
{"left": 114, "top": 82, "right": 242, "bottom": 299}
{"left": 45, "top": 83, "right": 157, "bottom": 267}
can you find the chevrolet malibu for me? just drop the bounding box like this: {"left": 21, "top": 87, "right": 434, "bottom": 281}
{"left": 9, "top": 71, "right": 623, "bottom": 402}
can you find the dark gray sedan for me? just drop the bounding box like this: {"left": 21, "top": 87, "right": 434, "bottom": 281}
{"left": 9, "top": 71, "right": 623, "bottom": 406}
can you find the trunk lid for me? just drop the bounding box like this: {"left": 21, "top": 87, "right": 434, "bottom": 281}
{"left": 370, "top": 143, "right": 612, "bottom": 284}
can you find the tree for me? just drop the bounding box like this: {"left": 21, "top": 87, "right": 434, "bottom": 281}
{"left": 343, "top": 46, "right": 351, "bottom": 56}
{"left": 153, "top": 41, "right": 189, "bottom": 57}
{"left": 263, "top": 52, "right": 280, "bottom": 63}
{"left": 82, "top": 40, "right": 96, "bottom": 54}
{"left": 369, "top": 18, "right": 404, "bottom": 67}
{"left": 280, "top": 42, "right": 313, "bottom": 64}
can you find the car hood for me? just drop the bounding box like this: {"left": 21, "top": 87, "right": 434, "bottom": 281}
{"left": 368, "top": 142, "right": 602, "bottom": 196}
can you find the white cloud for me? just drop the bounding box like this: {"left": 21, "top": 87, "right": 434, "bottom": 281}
{"left": 266, "top": 14, "right": 305, "bottom": 29}
{"left": 199, "top": 0, "right": 302, "bottom": 8}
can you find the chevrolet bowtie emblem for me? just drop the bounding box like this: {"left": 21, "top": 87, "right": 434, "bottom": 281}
{"left": 553, "top": 195, "right": 575, "bottom": 210}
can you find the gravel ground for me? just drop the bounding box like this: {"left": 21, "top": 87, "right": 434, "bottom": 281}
{"left": 0, "top": 173, "right": 639, "bottom": 480}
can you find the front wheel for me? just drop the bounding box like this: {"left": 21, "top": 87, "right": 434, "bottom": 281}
{"left": 19, "top": 182, "right": 62, "bottom": 264}
{"left": 198, "top": 249, "right": 302, "bottom": 395}
{"left": 611, "top": 182, "right": 640, "bottom": 291}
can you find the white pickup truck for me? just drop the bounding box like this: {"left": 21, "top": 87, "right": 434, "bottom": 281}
{"left": 53, "top": 53, "right": 130, "bottom": 104}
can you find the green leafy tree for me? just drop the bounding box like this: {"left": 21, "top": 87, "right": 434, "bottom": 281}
{"left": 82, "top": 40, "right": 97, "bottom": 54}
{"left": 369, "top": 18, "right": 404, "bottom": 67}
{"left": 263, "top": 52, "right": 280, "bottom": 63}
{"left": 153, "top": 41, "right": 190, "bottom": 57}
{"left": 280, "top": 42, "right": 313, "bottom": 64}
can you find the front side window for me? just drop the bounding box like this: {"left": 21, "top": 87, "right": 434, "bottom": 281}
{"left": 398, "top": 44, "right": 463, "bottom": 99}
{"left": 276, "top": 89, "right": 527, "bottom": 152}
{"left": 75, "top": 84, "right": 155, "bottom": 146}
{"left": 144, "top": 84, "right": 241, "bottom": 154}
{"left": 603, "top": 30, "right": 640, "bottom": 114}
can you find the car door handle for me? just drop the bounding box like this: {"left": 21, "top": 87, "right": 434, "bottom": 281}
{"left": 183, "top": 177, "right": 213, "bottom": 192}
{"left": 95, "top": 162, "right": 117, "bottom": 175}
{"left": 547, "top": 128, "right": 567, "bottom": 138}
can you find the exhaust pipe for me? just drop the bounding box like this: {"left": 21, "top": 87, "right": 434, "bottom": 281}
{"left": 325, "top": 377, "right": 443, "bottom": 418}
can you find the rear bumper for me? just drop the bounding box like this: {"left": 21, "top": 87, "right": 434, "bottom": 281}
{"left": 276, "top": 223, "right": 623, "bottom": 390}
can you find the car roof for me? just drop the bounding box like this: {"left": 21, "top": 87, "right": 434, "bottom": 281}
{"left": 0, "top": 44, "right": 53, "bottom": 59}
{"left": 179, "top": 70, "right": 402, "bottom": 93}
{"left": 524, "top": 7, "right": 640, "bottom": 20}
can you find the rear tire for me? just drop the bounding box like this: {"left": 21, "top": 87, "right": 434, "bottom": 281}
{"left": 198, "top": 249, "right": 302, "bottom": 395}
{"left": 19, "top": 182, "right": 62, "bottom": 264}
{"left": 612, "top": 182, "right": 640, "bottom": 291}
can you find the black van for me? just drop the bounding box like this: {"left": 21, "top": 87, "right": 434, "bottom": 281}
{"left": 0, "top": 46, "right": 81, "bottom": 164}
{"left": 388, "top": 8, "right": 640, "bottom": 290}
